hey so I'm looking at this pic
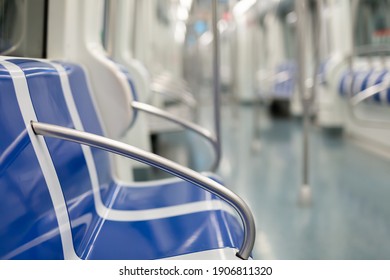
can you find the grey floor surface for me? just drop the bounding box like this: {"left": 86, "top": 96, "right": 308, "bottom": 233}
{"left": 153, "top": 101, "right": 390, "bottom": 259}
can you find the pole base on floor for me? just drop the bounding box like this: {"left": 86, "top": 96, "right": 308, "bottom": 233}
{"left": 298, "top": 184, "right": 312, "bottom": 207}
{"left": 251, "top": 139, "right": 262, "bottom": 153}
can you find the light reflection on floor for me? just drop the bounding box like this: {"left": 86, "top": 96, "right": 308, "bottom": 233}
{"left": 216, "top": 104, "right": 390, "bottom": 260}
{"left": 154, "top": 100, "right": 390, "bottom": 259}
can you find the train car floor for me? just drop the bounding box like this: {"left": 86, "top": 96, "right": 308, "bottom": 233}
{"left": 148, "top": 99, "right": 390, "bottom": 259}
{"left": 198, "top": 103, "right": 390, "bottom": 260}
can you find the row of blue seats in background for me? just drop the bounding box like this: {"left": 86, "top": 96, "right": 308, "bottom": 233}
{"left": 270, "top": 60, "right": 390, "bottom": 105}
{"left": 339, "top": 68, "right": 390, "bottom": 104}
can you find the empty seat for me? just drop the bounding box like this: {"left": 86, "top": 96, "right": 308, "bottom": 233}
{"left": 365, "top": 70, "right": 390, "bottom": 104}
{"left": 0, "top": 58, "right": 250, "bottom": 260}
{"left": 338, "top": 69, "right": 370, "bottom": 97}
{"left": 338, "top": 68, "right": 390, "bottom": 104}
{"left": 273, "top": 61, "right": 296, "bottom": 99}
{"left": 338, "top": 70, "right": 351, "bottom": 97}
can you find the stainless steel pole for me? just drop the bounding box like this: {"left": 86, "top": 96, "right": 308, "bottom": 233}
{"left": 211, "top": 0, "right": 222, "bottom": 172}
{"left": 295, "top": 0, "right": 312, "bottom": 206}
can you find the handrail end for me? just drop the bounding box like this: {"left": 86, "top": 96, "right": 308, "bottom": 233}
{"left": 235, "top": 252, "right": 247, "bottom": 260}
{"left": 30, "top": 120, "right": 38, "bottom": 135}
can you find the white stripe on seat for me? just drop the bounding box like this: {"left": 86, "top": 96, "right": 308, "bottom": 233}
{"left": 49, "top": 62, "right": 239, "bottom": 222}
{"left": 0, "top": 59, "right": 79, "bottom": 260}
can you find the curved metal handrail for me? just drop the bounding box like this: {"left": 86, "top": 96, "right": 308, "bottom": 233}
{"left": 211, "top": 0, "right": 222, "bottom": 178}
{"left": 131, "top": 101, "right": 219, "bottom": 172}
{"left": 346, "top": 74, "right": 390, "bottom": 129}
{"left": 347, "top": 1, "right": 390, "bottom": 130}
{"left": 153, "top": 73, "right": 191, "bottom": 91}
{"left": 345, "top": 45, "right": 390, "bottom": 129}
{"left": 31, "top": 121, "right": 255, "bottom": 260}
{"left": 150, "top": 82, "right": 197, "bottom": 108}
{"left": 351, "top": 78, "right": 390, "bottom": 106}
{"left": 151, "top": 78, "right": 191, "bottom": 95}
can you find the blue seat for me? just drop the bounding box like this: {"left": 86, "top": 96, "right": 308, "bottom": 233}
{"left": 273, "top": 61, "right": 296, "bottom": 99}
{"left": 367, "top": 70, "right": 390, "bottom": 104}
{"left": 338, "top": 69, "right": 365, "bottom": 97}
{"left": 318, "top": 59, "right": 330, "bottom": 85}
{"left": 0, "top": 58, "right": 244, "bottom": 259}
{"left": 351, "top": 70, "right": 372, "bottom": 97}
{"left": 338, "top": 70, "right": 351, "bottom": 97}
{"left": 0, "top": 63, "right": 64, "bottom": 259}
{"left": 339, "top": 68, "right": 390, "bottom": 105}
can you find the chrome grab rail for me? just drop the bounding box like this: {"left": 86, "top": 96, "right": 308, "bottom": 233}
{"left": 31, "top": 121, "right": 255, "bottom": 260}
{"left": 345, "top": 1, "right": 390, "bottom": 129}
{"left": 344, "top": 70, "right": 390, "bottom": 129}
{"left": 151, "top": 72, "right": 196, "bottom": 109}
{"left": 211, "top": 0, "right": 222, "bottom": 176}
{"left": 151, "top": 79, "right": 192, "bottom": 95}
{"left": 150, "top": 82, "right": 197, "bottom": 108}
{"left": 347, "top": 46, "right": 390, "bottom": 106}
{"left": 153, "top": 72, "right": 191, "bottom": 91}
{"left": 351, "top": 78, "right": 390, "bottom": 106}
{"left": 131, "top": 101, "right": 219, "bottom": 172}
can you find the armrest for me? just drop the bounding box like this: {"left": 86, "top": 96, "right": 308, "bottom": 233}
{"left": 131, "top": 101, "right": 220, "bottom": 172}
{"left": 345, "top": 46, "right": 390, "bottom": 129}
{"left": 31, "top": 121, "right": 255, "bottom": 260}
{"left": 150, "top": 82, "right": 197, "bottom": 109}
{"left": 351, "top": 79, "right": 390, "bottom": 106}
{"left": 346, "top": 73, "right": 390, "bottom": 129}
{"left": 152, "top": 72, "right": 192, "bottom": 94}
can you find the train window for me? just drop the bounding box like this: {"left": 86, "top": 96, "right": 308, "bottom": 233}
{"left": 0, "top": 0, "right": 23, "bottom": 55}
{"left": 354, "top": 0, "right": 390, "bottom": 47}
{"left": 0, "top": 0, "right": 47, "bottom": 58}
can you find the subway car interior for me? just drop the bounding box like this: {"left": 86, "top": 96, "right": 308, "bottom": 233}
{"left": 1, "top": 0, "right": 390, "bottom": 260}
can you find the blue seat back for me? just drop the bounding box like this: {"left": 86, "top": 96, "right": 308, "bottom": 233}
{"left": 0, "top": 64, "right": 63, "bottom": 259}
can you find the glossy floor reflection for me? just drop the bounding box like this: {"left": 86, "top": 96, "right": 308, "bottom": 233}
{"left": 152, "top": 100, "right": 390, "bottom": 259}
{"left": 215, "top": 104, "right": 390, "bottom": 260}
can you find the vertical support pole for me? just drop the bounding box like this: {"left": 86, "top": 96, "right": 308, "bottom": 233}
{"left": 311, "top": 0, "right": 322, "bottom": 107}
{"left": 295, "top": 0, "right": 312, "bottom": 206}
{"left": 102, "top": 0, "right": 116, "bottom": 57}
{"left": 131, "top": 0, "right": 138, "bottom": 57}
{"left": 211, "top": 0, "right": 222, "bottom": 172}
{"left": 347, "top": 0, "right": 357, "bottom": 101}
